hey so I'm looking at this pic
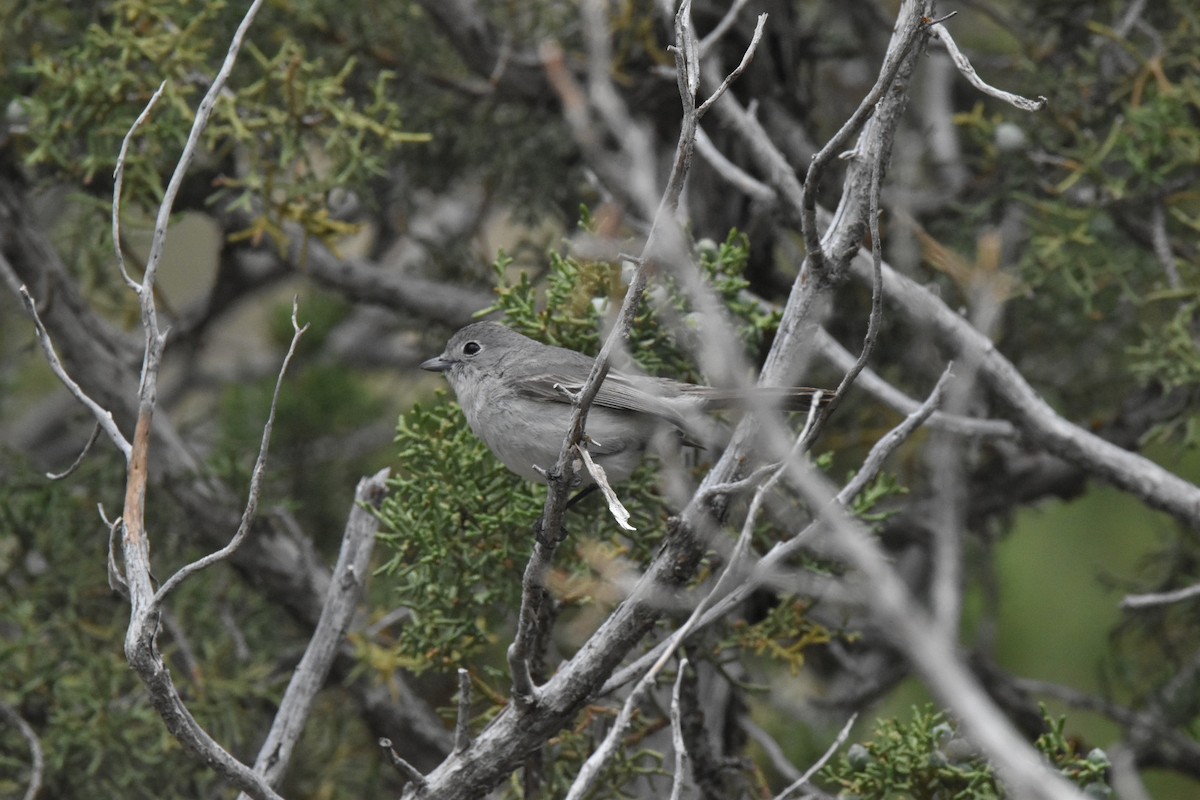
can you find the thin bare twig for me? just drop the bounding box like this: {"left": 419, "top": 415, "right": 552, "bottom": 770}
{"left": 773, "top": 713, "right": 858, "bottom": 800}
{"left": 668, "top": 657, "right": 692, "bottom": 800}
{"left": 1114, "top": 0, "right": 1148, "bottom": 38}
{"left": 0, "top": 700, "right": 44, "bottom": 800}
{"left": 602, "top": 367, "right": 951, "bottom": 696}
{"left": 219, "top": 597, "right": 252, "bottom": 662}
{"left": 802, "top": 10, "right": 929, "bottom": 274}
{"left": 152, "top": 299, "right": 309, "bottom": 607}
{"left": 671, "top": 0, "right": 700, "bottom": 108}
{"left": 141, "top": 8, "right": 261, "bottom": 301}
{"left": 46, "top": 422, "right": 102, "bottom": 480}
{"left": 838, "top": 366, "right": 953, "bottom": 505}
{"left": 693, "top": 460, "right": 780, "bottom": 506}
{"left": 929, "top": 21, "right": 1047, "bottom": 112}
{"left": 1120, "top": 582, "right": 1200, "bottom": 609}
{"left": 112, "top": 81, "right": 166, "bottom": 292}
{"left": 380, "top": 738, "right": 428, "bottom": 789}
{"left": 696, "top": 13, "right": 766, "bottom": 118}
{"left": 812, "top": 149, "right": 887, "bottom": 432}
{"left": 16, "top": 284, "right": 132, "bottom": 460}
{"left": 1149, "top": 200, "right": 1182, "bottom": 290}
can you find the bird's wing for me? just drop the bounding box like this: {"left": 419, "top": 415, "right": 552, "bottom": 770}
{"left": 513, "top": 368, "right": 833, "bottom": 415}
{"left": 509, "top": 335, "right": 834, "bottom": 429}
{"left": 510, "top": 369, "right": 688, "bottom": 422}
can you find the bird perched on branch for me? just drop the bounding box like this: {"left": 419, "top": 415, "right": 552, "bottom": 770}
{"left": 421, "top": 321, "right": 831, "bottom": 486}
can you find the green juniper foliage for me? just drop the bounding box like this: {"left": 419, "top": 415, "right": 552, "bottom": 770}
{"left": 849, "top": 470, "right": 910, "bottom": 524}
{"left": 726, "top": 598, "right": 832, "bottom": 675}
{"left": 820, "top": 705, "right": 1111, "bottom": 798}
{"left": 10, "top": 0, "right": 425, "bottom": 287}
{"left": 943, "top": 3, "right": 1200, "bottom": 420}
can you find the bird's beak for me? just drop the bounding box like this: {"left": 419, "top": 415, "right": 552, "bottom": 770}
{"left": 420, "top": 355, "right": 454, "bottom": 373}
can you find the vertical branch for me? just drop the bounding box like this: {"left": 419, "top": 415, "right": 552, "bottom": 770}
{"left": 454, "top": 668, "right": 473, "bottom": 754}
{"left": 821, "top": 155, "right": 886, "bottom": 419}
{"left": 799, "top": 7, "right": 930, "bottom": 276}
{"left": 688, "top": 0, "right": 935, "bottom": 528}
{"left": 106, "top": 3, "right": 295, "bottom": 799}
{"left": 238, "top": 469, "right": 387, "bottom": 795}
{"left": 668, "top": 658, "right": 692, "bottom": 800}
{"left": 138, "top": 0, "right": 267, "bottom": 300}
{"left": 507, "top": 0, "right": 754, "bottom": 707}
{"left": 112, "top": 82, "right": 166, "bottom": 291}
{"left": 123, "top": 0, "right": 268, "bottom": 617}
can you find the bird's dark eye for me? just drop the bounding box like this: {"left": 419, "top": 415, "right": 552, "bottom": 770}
{"left": 462, "top": 341, "right": 482, "bottom": 356}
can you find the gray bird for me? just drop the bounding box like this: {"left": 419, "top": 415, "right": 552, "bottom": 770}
{"left": 420, "top": 321, "right": 830, "bottom": 485}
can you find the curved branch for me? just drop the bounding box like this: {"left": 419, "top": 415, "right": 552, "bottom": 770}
{"left": 0, "top": 700, "right": 44, "bottom": 800}
{"left": 929, "top": 20, "right": 1047, "bottom": 112}
{"left": 239, "top": 469, "right": 387, "bottom": 795}
{"left": 800, "top": 9, "right": 930, "bottom": 275}
{"left": 14, "top": 282, "right": 132, "bottom": 460}
{"left": 849, "top": 249, "right": 1200, "bottom": 525}
{"left": 152, "top": 301, "right": 308, "bottom": 606}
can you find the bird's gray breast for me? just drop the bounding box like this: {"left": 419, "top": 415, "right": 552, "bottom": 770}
{"left": 448, "top": 365, "right": 654, "bottom": 484}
